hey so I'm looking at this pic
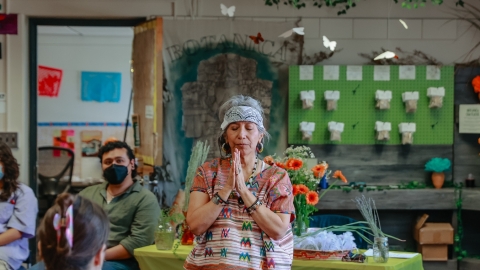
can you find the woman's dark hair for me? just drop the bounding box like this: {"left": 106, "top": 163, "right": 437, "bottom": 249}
{"left": 0, "top": 142, "right": 20, "bottom": 201}
{"left": 98, "top": 141, "right": 137, "bottom": 177}
{"left": 38, "top": 193, "right": 109, "bottom": 270}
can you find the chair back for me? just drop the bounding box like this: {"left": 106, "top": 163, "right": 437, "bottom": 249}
{"left": 309, "top": 214, "right": 369, "bottom": 249}
{"left": 37, "top": 146, "right": 74, "bottom": 199}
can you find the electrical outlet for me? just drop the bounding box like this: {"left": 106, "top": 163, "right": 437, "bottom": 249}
{"left": 0, "top": 132, "right": 18, "bottom": 149}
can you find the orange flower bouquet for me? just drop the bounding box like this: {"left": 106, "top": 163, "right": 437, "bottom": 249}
{"left": 264, "top": 146, "right": 348, "bottom": 236}
{"left": 472, "top": 75, "right": 480, "bottom": 100}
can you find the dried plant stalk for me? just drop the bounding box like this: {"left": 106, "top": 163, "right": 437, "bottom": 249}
{"left": 183, "top": 141, "right": 210, "bottom": 212}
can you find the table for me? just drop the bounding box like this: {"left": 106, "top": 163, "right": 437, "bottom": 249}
{"left": 134, "top": 244, "right": 424, "bottom": 270}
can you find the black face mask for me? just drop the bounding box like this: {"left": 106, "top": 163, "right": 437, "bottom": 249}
{"left": 103, "top": 164, "right": 129, "bottom": 185}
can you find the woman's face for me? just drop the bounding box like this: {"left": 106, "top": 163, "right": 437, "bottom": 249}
{"left": 225, "top": 121, "right": 263, "bottom": 157}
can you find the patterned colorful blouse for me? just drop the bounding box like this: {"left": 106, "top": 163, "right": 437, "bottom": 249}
{"left": 184, "top": 158, "right": 295, "bottom": 270}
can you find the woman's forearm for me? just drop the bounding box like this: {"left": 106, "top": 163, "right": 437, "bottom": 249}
{"left": 239, "top": 190, "right": 290, "bottom": 240}
{"left": 186, "top": 189, "right": 230, "bottom": 236}
{"left": 0, "top": 228, "right": 22, "bottom": 246}
{"left": 252, "top": 206, "right": 290, "bottom": 240}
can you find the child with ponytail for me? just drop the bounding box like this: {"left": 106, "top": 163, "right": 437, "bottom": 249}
{"left": 35, "top": 193, "right": 109, "bottom": 270}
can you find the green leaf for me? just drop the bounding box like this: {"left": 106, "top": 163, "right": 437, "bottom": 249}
{"left": 414, "top": 3, "right": 418, "bottom": 8}
{"left": 402, "top": 1, "right": 407, "bottom": 7}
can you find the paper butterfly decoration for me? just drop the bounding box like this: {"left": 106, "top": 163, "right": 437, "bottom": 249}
{"left": 249, "top": 33, "right": 264, "bottom": 44}
{"left": 374, "top": 51, "right": 398, "bottom": 61}
{"left": 220, "top": 4, "right": 235, "bottom": 17}
{"left": 278, "top": 27, "right": 305, "bottom": 38}
{"left": 323, "top": 36, "right": 337, "bottom": 51}
{"left": 53, "top": 204, "right": 74, "bottom": 248}
{"left": 399, "top": 19, "right": 408, "bottom": 29}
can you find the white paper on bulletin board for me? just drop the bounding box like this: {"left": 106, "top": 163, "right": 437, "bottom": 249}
{"left": 459, "top": 104, "right": 480, "bottom": 134}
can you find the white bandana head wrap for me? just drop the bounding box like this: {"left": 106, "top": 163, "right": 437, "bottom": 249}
{"left": 220, "top": 106, "right": 264, "bottom": 131}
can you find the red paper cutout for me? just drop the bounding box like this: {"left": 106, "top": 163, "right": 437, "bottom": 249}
{"left": 0, "top": 14, "right": 17, "bottom": 35}
{"left": 53, "top": 129, "right": 75, "bottom": 157}
{"left": 38, "top": 65, "right": 63, "bottom": 97}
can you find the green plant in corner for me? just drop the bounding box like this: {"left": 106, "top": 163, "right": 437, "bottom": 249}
{"left": 454, "top": 182, "right": 468, "bottom": 260}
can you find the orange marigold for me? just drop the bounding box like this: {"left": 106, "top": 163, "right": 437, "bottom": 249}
{"left": 292, "top": 184, "right": 299, "bottom": 196}
{"left": 306, "top": 191, "right": 319, "bottom": 205}
{"left": 472, "top": 75, "right": 480, "bottom": 93}
{"left": 275, "top": 162, "right": 286, "bottom": 169}
{"left": 333, "top": 170, "right": 348, "bottom": 183}
{"left": 297, "top": 184, "right": 309, "bottom": 194}
{"left": 286, "top": 158, "right": 303, "bottom": 170}
{"left": 311, "top": 164, "right": 326, "bottom": 178}
{"left": 264, "top": 156, "right": 275, "bottom": 166}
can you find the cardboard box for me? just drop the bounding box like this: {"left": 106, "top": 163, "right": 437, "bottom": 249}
{"left": 417, "top": 244, "right": 449, "bottom": 261}
{"left": 414, "top": 214, "right": 453, "bottom": 261}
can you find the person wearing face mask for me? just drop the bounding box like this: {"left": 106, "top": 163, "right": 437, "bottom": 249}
{"left": 0, "top": 142, "right": 38, "bottom": 270}
{"left": 78, "top": 141, "right": 160, "bottom": 270}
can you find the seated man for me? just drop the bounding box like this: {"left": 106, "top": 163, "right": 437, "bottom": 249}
{"left": 80, "top": 141, "right": 160, "bottom": 270}
{"left": 30, "top": 141, "right": 159, "bottom": 270}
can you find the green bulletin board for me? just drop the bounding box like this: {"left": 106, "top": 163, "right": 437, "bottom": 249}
{"left": 288, "top": 65, "right": 454, "bottom": 145}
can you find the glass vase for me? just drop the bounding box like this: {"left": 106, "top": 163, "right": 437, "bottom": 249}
{"left": 155, "top": 223, "right": 175, "bottom": 250}
{"left": 294, "top": 218, "right": 307, "bottom": 236}
{"left": 373, "top": 237, "right": 389, "bottom": 263}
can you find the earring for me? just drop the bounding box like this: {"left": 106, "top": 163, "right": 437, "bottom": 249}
{"left": 222, "top": 143, "right": 228, "bottom": 153}
{"left": 256, "top": 142, "right": 264, "bottom": 153}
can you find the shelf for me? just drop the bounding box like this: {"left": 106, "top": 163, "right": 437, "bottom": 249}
{"left": 316, "top": 188, "right": 480, "bottom": 211}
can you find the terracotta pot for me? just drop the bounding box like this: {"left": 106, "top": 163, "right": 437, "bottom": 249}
{"left": 431, "top": 172, "right": 445, "bottom": 189}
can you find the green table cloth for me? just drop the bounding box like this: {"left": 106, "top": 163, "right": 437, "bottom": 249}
{"left": 134, "top": 244, "right": 424, "bottom": 270}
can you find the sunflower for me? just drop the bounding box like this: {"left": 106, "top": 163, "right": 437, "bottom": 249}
{"left": 333, "top": 170, "right": 348, "bottom": 183}
{"left": 306, "top": 191, "right": 319, "bottom": 205}
{"left": 263, "top": 156, "right": 275, "bottom": 166}
{"left": 292, "top": 184, "right": 299, "bottom": 196}
{"left": 286, "top": 158, "right": 303, "bottom": 170}
{"left": 311, "top": 164, "right": 326, "bottom": 178}
{"left": 297, "top": 184, "right": 309, "bottom": 194}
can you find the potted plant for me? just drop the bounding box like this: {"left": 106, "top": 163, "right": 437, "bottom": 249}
{"left": 424, "top": 158, "right": 451, "bottom": 189}
{"left": 155, "top": 209, "right": 184, "bottom": 250}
